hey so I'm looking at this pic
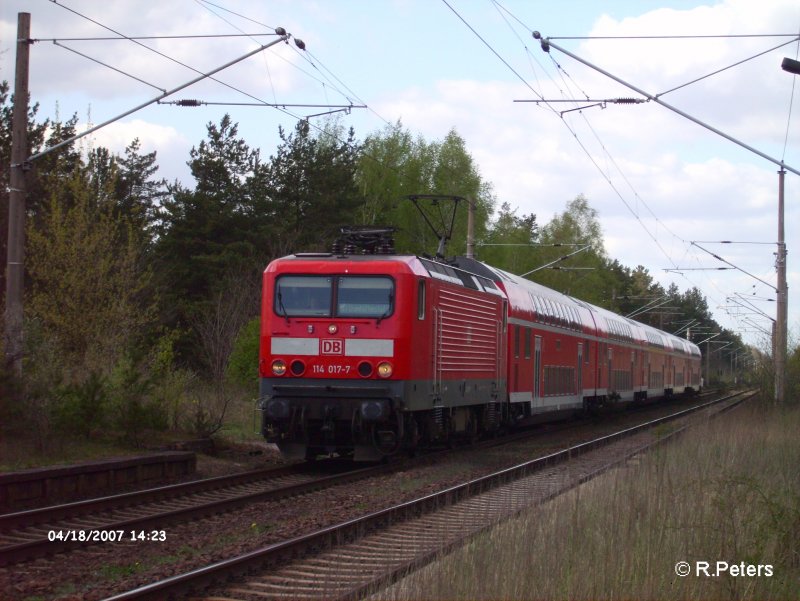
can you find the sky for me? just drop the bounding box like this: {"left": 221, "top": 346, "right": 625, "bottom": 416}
{"left": 1, "top": 0, "right": 799, "bottom": 350}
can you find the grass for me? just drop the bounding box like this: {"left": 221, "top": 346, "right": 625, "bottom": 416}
{"left": 0, "top": 388, "right": 262, "bottom": 472}
{"left": 378, "top": 399, "right": 800, "bottom": 601}
{"left": 215, "top": 395, "right": 263, "bottom": 443}
{"left": 0, "top": 437, "right": 146, "bottom": 472}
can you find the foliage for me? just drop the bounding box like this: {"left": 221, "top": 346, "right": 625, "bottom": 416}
{"left": 357, "top": 121, "right": 494, "bottom": 256}
{"left": 17, "top": 319, "right": 67, "bottom": 452}
{"left": 26, "top": 164, "right": 155, "bottom": 376}
{"left": 3, "top": 84, "right": 774, "bottom": 458}
{"left": 384, "top": 403, "right": 800, "bottom": 600}
{"left": 478, "top": 201, "right": 539, "bottom": 274}
{"left": 256, "top": 118, "right": 365, "bottom": 256}
{"left": 53, "top": 372, "right": 108, "bottom": 440}
{"left": 226, "top": 317, "right": 260, "bottom": 388}
{"left": 531, "top": 194, "right": 612, "bottom": 307}
{"left": 788, "top": 341, "right": 800, "bottom": 403}
{"left": 0, "top": 80, "right": 63, "bottom": 312}
{"left": 154, "top": 115, "right": 266, "bottom": 344}
{"left": 147, "top": 329, "right": 196, "bottom": 431}
{"left": 108, "top": 356, "right": 165, "bottom": 447}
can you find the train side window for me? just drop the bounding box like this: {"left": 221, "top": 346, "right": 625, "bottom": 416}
{"left": 514, "top": 325, "right": 520, "bottom": 358}
{"left": 544, "top": 299, "right": 555, "bottom": 325}
{"left": 417, "top": 279, "right": 426, "bottom": 320}
{"left": 524, "top": 327, "right": 531, "bottom": 359}
{"left": 585, "top": 340, "right": 590, "bottom": 364}
{"left": 537, "top": 297, "right": 545, "bottom": 321}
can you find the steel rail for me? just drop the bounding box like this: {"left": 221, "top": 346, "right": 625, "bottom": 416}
{"left": 103, "top": 390, "right": 752, "bottom": 601}
{"left": 0, "top": 460, "right": 375, "bottom": 566}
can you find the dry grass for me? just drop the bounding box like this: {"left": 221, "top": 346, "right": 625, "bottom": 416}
{"left": 379, "top": 401, "right": 800, "bottom": 601}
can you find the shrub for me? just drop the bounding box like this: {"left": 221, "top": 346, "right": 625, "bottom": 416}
{"left": 108, "top": 356, "right": 166, "bottom": 446}
{"left": 225, "top": 317, "right": 260, "bottom": 388}
{"left": 53, "top": 371, "right": 108, "bottom": 439}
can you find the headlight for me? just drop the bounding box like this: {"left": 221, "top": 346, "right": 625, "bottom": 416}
{"left": 377, "top": 361, "right": 393, "bottom": 378}
{"left": 358, "top": 361, "right": 373, "bottom": 377}
{"left": 272, "top": 359, "right": 287, "bottom": 376}
{"left": 290, "top": 360, "right": 305, "bottom": 375}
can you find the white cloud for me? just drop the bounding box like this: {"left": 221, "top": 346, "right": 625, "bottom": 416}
{"left": 83, "top": 119, "right": 191, "bottom": 183}
{"left": 2, "top": 0, "right": 797, "bottom": 344}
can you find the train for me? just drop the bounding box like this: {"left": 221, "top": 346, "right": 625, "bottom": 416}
{"left": 257, "top": 227, "right": 702, "bottom": 461}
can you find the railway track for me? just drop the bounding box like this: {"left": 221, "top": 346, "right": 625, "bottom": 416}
{"left": 103, "top": 390, "right": 754, "bottom": 601}
{"left": 0, "top": 460, "right": 379, "bottom": 567}
{"left": 0, "top": 390, "right": 721, "bottom": 570}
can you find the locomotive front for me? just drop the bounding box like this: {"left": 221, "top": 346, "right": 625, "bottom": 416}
{"left": 258, "top": 254, "right": 419, "bottom": 461}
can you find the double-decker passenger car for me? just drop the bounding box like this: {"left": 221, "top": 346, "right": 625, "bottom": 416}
{"left": 258, "top": 249, "right": 701, "bottom": 461}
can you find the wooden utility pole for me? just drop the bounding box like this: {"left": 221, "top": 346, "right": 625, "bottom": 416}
{"left": 4, "top": 12, "right": 30, "bottom": 374}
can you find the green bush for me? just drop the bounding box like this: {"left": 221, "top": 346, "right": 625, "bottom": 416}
{"left": 108, "top": 356, "right": 166, "bottom": 446}
{"left": 53, "top": 371, "right": 108, "bottom": 439}
{"left": 226, "top": 317, "right": 260, "bottom": 388}
{"left": 148, "top": 329, "right": 196, "bottom": 431}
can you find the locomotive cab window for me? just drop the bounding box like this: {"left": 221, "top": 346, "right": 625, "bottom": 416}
{"left": 336, "top": 277, "right": 394, "bottom": 318}
{"left": 274, "top": 276, "right": 332, "bottom": 316}
{"left": 274, "top": 275, "right": 394, "bottom": 319}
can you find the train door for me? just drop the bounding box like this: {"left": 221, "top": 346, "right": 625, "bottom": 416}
{"left": 630, "top": 350, "right": 635, "bottom": 394}
{"left": 608, "top": 347, "right": 614, "bottom": 393}
{"left": 577, "top": 343, "right": 583, "bottom": 396}
{"left": 534, "top": 336, "right": 542, "bottom": 402}
{"left": 497, "top": 300, "right": 507, "bottom": 396}
{"left": 641, "top": 351, "right": 647, "bottom": 394}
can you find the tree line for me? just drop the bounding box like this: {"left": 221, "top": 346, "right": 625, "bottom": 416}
{"left": 1, "top": 79, "right": 785, "bottom": 451}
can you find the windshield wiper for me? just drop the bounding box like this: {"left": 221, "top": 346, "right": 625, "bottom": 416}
{"left": 277, "top": 290, "right": 290, "bottom": 324}
{"left": 376, "top": 293, "right": 393, "bottom": 325}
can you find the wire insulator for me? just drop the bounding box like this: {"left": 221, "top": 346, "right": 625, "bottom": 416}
{"left": 175, "top": 99, "right": 202, "bottom": 107}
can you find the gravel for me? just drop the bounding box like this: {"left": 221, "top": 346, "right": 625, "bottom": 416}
{"left": 0, "top": 397, "right": 706, "bottom": 601}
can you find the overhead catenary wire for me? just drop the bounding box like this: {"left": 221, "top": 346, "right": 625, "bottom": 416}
{"left": 548, "top": 33, "right": 800, "bottom": 40}
{"left": 50, "top": 0, "right": 368, "bottom": 129}
{"left": 52, "top": 40, "right": 166, "bottom": 93}
{"left": 47, "top": 0, "right": 366, "bottom": 131}
{"left": 192, "top": 0, "right": 281, "bottom": 105}
{"left": 195, "top": 0, "right": 370, "bottom": 114}
{"left": 534, "top": 29, "right": 796, "bottom": 343}
{"left": 44, "top": 1, "right": 440, "bottom": 255}
{"left": 49, "top": 0, "right": 294, "bottom": 112}
{"left": 464, "top": 1, "right": 772, "bottom": 338}
{"left": 34, "top": 33, "right": 280, "bottom": 41}
{"left": 484, "top": 0, "right": 688, "bottom": 267}
{"left": 656, "top": 35, "right": 800, "bottom": 98}
{"left": 534, "top": 32, "right": 800, "bottom": 177}
{"left": 25, "top": 32, "right": 292, "bottom": 163}
{"left": 781, "top": 25, "right": 800, "bottom": 161}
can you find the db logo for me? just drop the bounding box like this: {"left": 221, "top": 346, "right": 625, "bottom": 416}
{"left": 321, "top": 339, "right": 344, "bottom": 355}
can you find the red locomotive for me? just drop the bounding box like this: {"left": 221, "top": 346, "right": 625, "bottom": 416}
{"left": 258, "top": 227, "right": 701, "bottom": 461}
